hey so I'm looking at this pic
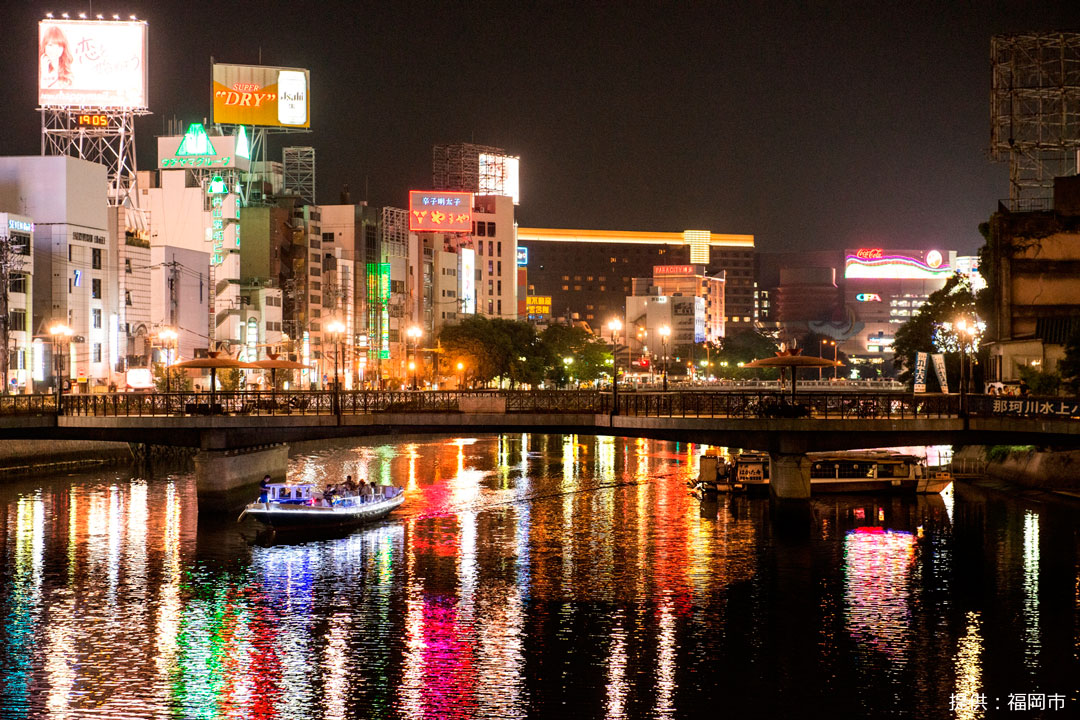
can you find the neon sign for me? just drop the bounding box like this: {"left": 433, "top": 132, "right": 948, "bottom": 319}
{"left": 408, "top": 191, "right": 473, "bottom": 232}
{"left": 856, "top": 293, "right": 882, "bottom": 302}
{"left": 7, "top": 219, "right": 33, "bottom": 233}
{"left": 157, "top": 123, "right": 249, "bottom": 170}
{"left": 654, "top": 265, "right": 696, "bottom": 276}
{"left": 856, "top": 248, "right": 883, "bottom": 259}
{"left": 926, "top": 250, "right": 942, "bottom": 268}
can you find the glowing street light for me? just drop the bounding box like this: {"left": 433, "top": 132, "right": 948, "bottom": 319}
{"left": 157, "top": 327, "right": 178, "bottom": 394}
{"left": 49, "top": 322, "right": 73, "bottom": 410}
{"left": 456, "top": 361, "right": 465, "bottom": 389}
{"left": 607, "top": 317, "right": 622, "bottom": 415}
{"left": 406, "top": 325, "right": 423, "bottom": 390}
{"left": 326, "top": 319, "right": 346, "bottom": 415}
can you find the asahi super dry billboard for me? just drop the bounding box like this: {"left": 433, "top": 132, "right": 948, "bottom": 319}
{"left": 212, "top": 64, "right": 310, "bottom": 128}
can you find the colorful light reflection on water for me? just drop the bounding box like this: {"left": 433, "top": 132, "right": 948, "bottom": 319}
{"left": 0, "top": 436, "right": 1076, "bottom": 719}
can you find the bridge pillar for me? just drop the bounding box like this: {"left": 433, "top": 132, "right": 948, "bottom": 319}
{"left": 194, "top": 443, "right": 288, "bottom": 512}
{"left": 769, "top": 452, "right": 811, "bottom": 502}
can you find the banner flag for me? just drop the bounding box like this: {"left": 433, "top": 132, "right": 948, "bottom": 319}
{"left": 931, "top": 353, "right": 949, "bottom": 394}
{"left": 914, "top": 352, "right": 928, "bottom": 393}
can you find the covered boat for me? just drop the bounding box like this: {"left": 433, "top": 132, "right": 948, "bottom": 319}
{"left": 239, "top": 482, "right": 405, "bottom": 530}
{"left": 719, "top": 450, "right": 950, "bottom": 495}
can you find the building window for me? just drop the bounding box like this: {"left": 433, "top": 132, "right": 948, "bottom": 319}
{"left": 487, "top": 222, "right": 495, "bottom": 236}
{"left": 488, "top": 260, "right": 494, "bottom": 274}
{"left": 8, "top": 274, "right": 26, "bottom": 294}
{"left": 125, "top": 290, "right": 132, "bottom": 306}
{"left": 561, "top": 285, "right": 569, "bottom": 291}
{"left": 92, "top": 308, "right": 102, "bottom": 328}
{"left": 497, "top": 299, "right": 502, "bottom": 315}
{"left": 92, "top": 248, "right": 102, "bottom": 269}
{"left": 91, "top": 278, "right": 101, "bottom": 299}
{"left": 92, "top": 343, "right": 102, "bottom": 363}
{"left": 497, "top": 241, "right": 502, "bottom": 255}
{"left": 125, "top": 258, "right": 132, "bottom": 274}
{"left": 488, "top": 241, "right": 494, "bottom": 256}
{"left": 8, "top": 309, "right": 25, "bottom": 331}
{"left": 497, "top": 280, "right": 502, "bottom": 294}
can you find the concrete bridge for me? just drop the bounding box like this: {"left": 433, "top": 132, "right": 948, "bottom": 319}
{"left": 1, "top": 389, "right": 1077, "bottom": 509}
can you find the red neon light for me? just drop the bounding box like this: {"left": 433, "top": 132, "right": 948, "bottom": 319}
{"left": 654, "top": 265, "right": 695, "bottom": 275}
{"left": 409, "top": 191, "right": 473, "bottom": 232}
{"left": 856, "top": 248, "right": 884, "bottom": 259}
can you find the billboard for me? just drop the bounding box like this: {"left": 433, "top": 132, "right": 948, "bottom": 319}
{"left": 844, "top": 248, "right": 954, "bottom": 280}
{"left": 212, "top": 64, "right": 310, "bottom": 128}
{"left": 38, "top": 20, "right": 148, "bottom": 108}
{"left": 478, "top": 153, "right": 521, "bottom": 204}
{"left": 157, "top": 123, "right": 251, "bottom": 170}
{"left": 409, "top": 191, "right": 473, "bottom": 232}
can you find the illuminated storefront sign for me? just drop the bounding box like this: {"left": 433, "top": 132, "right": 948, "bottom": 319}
{"left": 925, "top": 249, "right": 943, "bottom": 268}
{"left": 366, "top": 263, "right": 391, "bottom": 360}
{"left": 7, "top": 219, "right": 33, "bottom": 233}
{"left": 408, "top": 191, "right": 473, "bottom": 232}
{"left": 516, "top": 247, "right": 528, "bottom": 266}
{"left": 526, "top": 295, "right": 551, "bottom": 316}
{"left": 459, "top": 248, "right": 476, "bottom": 314}
{"left": 157, "top": 123, "right": 250, "bottom": 170}
{"left": 38, "top": 19, "right": 148, "bottom": 108}
{"left": 856, "top": 293, "right": 882, "bottom": 302}
{"left": 654, "top": 265, "right": 697, "bottom": 276}
{"left": 855, "top": 248, "right": 884, "bottom": 260}
{"left": 213, "top": 64, "right": 310, "bottom": 128}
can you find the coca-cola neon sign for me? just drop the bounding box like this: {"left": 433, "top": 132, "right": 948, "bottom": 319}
{"left": 856, "top": 248, "right": 883, "bottom": 259}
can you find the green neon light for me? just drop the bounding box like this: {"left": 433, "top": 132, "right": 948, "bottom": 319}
{"left": 176, "top": 123, "right": 216, "bottom": 157}
{"left": 207, "top": 176, "right": 228, "bottom": 194}
{"left": 234, "top": 126, "right": 250, "bottom": 159}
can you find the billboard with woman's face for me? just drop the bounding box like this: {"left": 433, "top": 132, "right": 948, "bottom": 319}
{"left": 38, "top": 20, "right": 148, "bottom": 109}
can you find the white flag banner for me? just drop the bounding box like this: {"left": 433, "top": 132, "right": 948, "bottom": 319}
{"left": 931, "top": 353, "right": 949, "bottom": 394}
{"left": 913, "top": 352, "right": 928, "bottom": 393}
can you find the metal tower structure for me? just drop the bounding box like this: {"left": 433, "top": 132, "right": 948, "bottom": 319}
{"left": 41, "top": 109, "right": 149, "bottom": 207}
{"left": 283, "top": 146, "right": 316, "bottom": 205}
{"left": 991, "top": 32, "right": 1080, "bottom": 206}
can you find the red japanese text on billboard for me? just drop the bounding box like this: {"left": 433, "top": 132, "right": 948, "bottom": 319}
{"left": 38, "top": 20, "right": 148, "bottom": 108}
{"left": 408, "top": 191, "right": 473, "bottom": 232}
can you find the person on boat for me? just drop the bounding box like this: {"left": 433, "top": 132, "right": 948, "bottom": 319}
{"left": 259, "top": 474, "right": 271, "bottom": 502}
{"left": 344, "top": 475, "right": 357, "bottom": 495}
{"left": 356, "top": 479, "right": 368, "bottom": 501}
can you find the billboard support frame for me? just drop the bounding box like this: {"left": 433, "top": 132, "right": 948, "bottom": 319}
{"left": 40, "top": 106, "right": 149, "bottom": 208}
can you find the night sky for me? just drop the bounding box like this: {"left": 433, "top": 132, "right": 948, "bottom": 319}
{"left": 3, "top": 1, "right": 1080, "bottom": 255}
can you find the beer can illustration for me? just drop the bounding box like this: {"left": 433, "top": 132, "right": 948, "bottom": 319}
{"left": 277, "top": 70, "right": 307, "bottom": 126}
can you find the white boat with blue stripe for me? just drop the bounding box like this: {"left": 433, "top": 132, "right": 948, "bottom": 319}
{"left": 239, "top": 482, "right": 405, "bottom": 530}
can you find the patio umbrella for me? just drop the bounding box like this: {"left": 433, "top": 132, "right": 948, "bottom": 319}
{"left": 743, "top": 350, "right": 843, "bottom": 401}
{"left": 171, "top": 351, "right": 259, "bottom": 411}
{"left": 247, "top": 353, "right": 312, "bottom": 407}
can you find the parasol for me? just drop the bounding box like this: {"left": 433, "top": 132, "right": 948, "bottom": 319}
{"left": 171, "top": 351, "right": 259, "bottom": 410}
{"left": 743, "top": 350, "right": 843, "bottom": 400}
{"left": 247, "top": 353, "right": 312, "bottom": 407}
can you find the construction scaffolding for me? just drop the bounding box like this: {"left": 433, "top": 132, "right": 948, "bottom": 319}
{"left": 433, "top": 142, "right": 509, "bottom": 193}
{"left": 283, "top": 146, "right": 316, "bottom": 205}
{"left": 991, "top": 32, "right": 1080, "bottom": 205}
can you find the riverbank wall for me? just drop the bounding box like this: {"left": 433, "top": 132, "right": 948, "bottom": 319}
{"left": 956, "top": 445, "right": 1080, "bottom": 491}
{"left": 0, "top": 439, "right": 135, "bottom": 476}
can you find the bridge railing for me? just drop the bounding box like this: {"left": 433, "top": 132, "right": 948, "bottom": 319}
{"left": 4, "top": 389, "right": 1073, "bottom": 422}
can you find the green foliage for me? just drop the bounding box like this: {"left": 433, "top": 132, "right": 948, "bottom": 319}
{"left": 985, "top": 445, "right": 1035, "bottom": 463}
{"left": 891, "top": 274, "right": 976, "bottom": 386}
{"left": 711, "top": 329, "right": 780, "bottom": 379}
{"left": 539, "top": 324, "right": 610, "bottom": 386}
{"left": 217, "top": 367, "right": 245, "bottom": 391}
{"left": 440, "top": 316, "right": 552, "bottom": 387}
{"left": 152, "top": 362, "right": 192, "bottom": 392}
{"left": 1059, "top": 326, "right": 1080, "bottom": 395}
{"left": 1018, "top": 365, "right": 1061, "bottom": 396}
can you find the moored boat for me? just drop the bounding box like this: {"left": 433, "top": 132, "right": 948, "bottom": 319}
{"left": 239, "top": 482, "right": 405, "bottom": 530}
{"left": 717, "top": 450, "right": 950, "bottom": 495}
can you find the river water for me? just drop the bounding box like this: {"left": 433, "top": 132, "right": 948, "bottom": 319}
{"left": 0, "top": 434, "right": 1077, "bottom": 719}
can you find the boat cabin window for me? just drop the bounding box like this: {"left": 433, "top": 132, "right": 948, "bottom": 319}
{"left": 836, "top": 462, "right": 875, "bottom": 479}
{"left": 878, "top": 462, "right": 909, "bottom": 478}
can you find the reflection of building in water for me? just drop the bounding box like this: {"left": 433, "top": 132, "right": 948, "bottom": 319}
{"left": 843, "top": 527, "right": 916, "bottom": 667}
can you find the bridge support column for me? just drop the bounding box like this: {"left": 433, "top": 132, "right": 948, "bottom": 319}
{"left": 194, "top": 443, "right": 288, "bottom": 512}
{"left": 769, "top": 452, "right": 812, "bottom": 535}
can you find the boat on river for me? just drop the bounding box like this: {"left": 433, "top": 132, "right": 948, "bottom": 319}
{"left": 694, "top": 450, "right": 951, "bottom": 495}
{"left": 239, "top": 482, "right": 405, "bottom": 530}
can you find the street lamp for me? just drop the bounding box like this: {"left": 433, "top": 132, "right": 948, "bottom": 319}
{"left": 820, "top": 339, "right": 836, "bottom": 381}
{"left": 49, "top": 322, "right": 73, "bottom": 411}
{"left": 955, "top": 318, "right": 978, "bottom": 416}
{"left": 658, "top": 325, "right": 671, "bottom": 391}
{"left": 158, "top": 328, "right": 178, "bottom": 394}
{"left": 406, "top": 325, "right": 423, "bottom": 390}
{"left": 456, "top": 361, "right": 465, "bottom": 389}
{"left": 563, "top": 356, "right": 574, "bottom": 389}
{"left": 326, "top": 319, "right": 345, "bottom": 415}
{"left": 607, "top": 318, "right": 622, "bottom": 415}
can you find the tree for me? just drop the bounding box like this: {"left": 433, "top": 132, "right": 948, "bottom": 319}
{"left": 439, "top": 316, "right": 548, "bottom": 387}
{"left": 1058, "top": 326, "right": 1080, "bottom": 395}
{"left": 152, "top": 362, "right": 192, "bottom": 392}
{"left": 712, "top": 329, "right": 780, "bottom": 379}
{"left": 891, "top": 274, "right": 977, "bottom": 387}
{"left": 539, "top": 325, "right": 610, "bottom": 386}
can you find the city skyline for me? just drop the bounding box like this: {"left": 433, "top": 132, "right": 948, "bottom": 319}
{"left": 2, "top": 1, "right": 1079, "bottom": 255}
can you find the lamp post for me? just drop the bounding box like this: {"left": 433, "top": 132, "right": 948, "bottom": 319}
{"left": 659, "top": 324, "right": 671, "bottom": 391}
{"left": 607, "top": 318, "right": 622, "bottom": 415}
{"left": 158, "top": 328, "right": 178, "bottom": 395}
{"left": 327, "top": 319, "right": 345, "bottom": 415}
{"left": 820, "top": 339, "right": 837, "bottom": 381}
{"left": 563, "top": 356, "right": 574, "bottom": 389}
{"left": 406, "top": 325, "right": 422, "bottom": 390}
{"left": 956, "top": 319, "right": 977, "bottom": 417}
{"left": 456, "top": 361, "right": 465, "bottom": 389}
{"left": 49, "top": 322, "right": 73, "bottom": 411}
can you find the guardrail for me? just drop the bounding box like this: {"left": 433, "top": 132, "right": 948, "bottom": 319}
{"left": 0, "top": 390, "right": 1074, "bottom": 423}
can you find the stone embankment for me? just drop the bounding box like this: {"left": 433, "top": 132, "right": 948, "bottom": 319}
{"left": 955, "top": 445, "right": 1080, "bottom": 493}
{"left": 0, "top": 439, "right": 135, "bottom": 475}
